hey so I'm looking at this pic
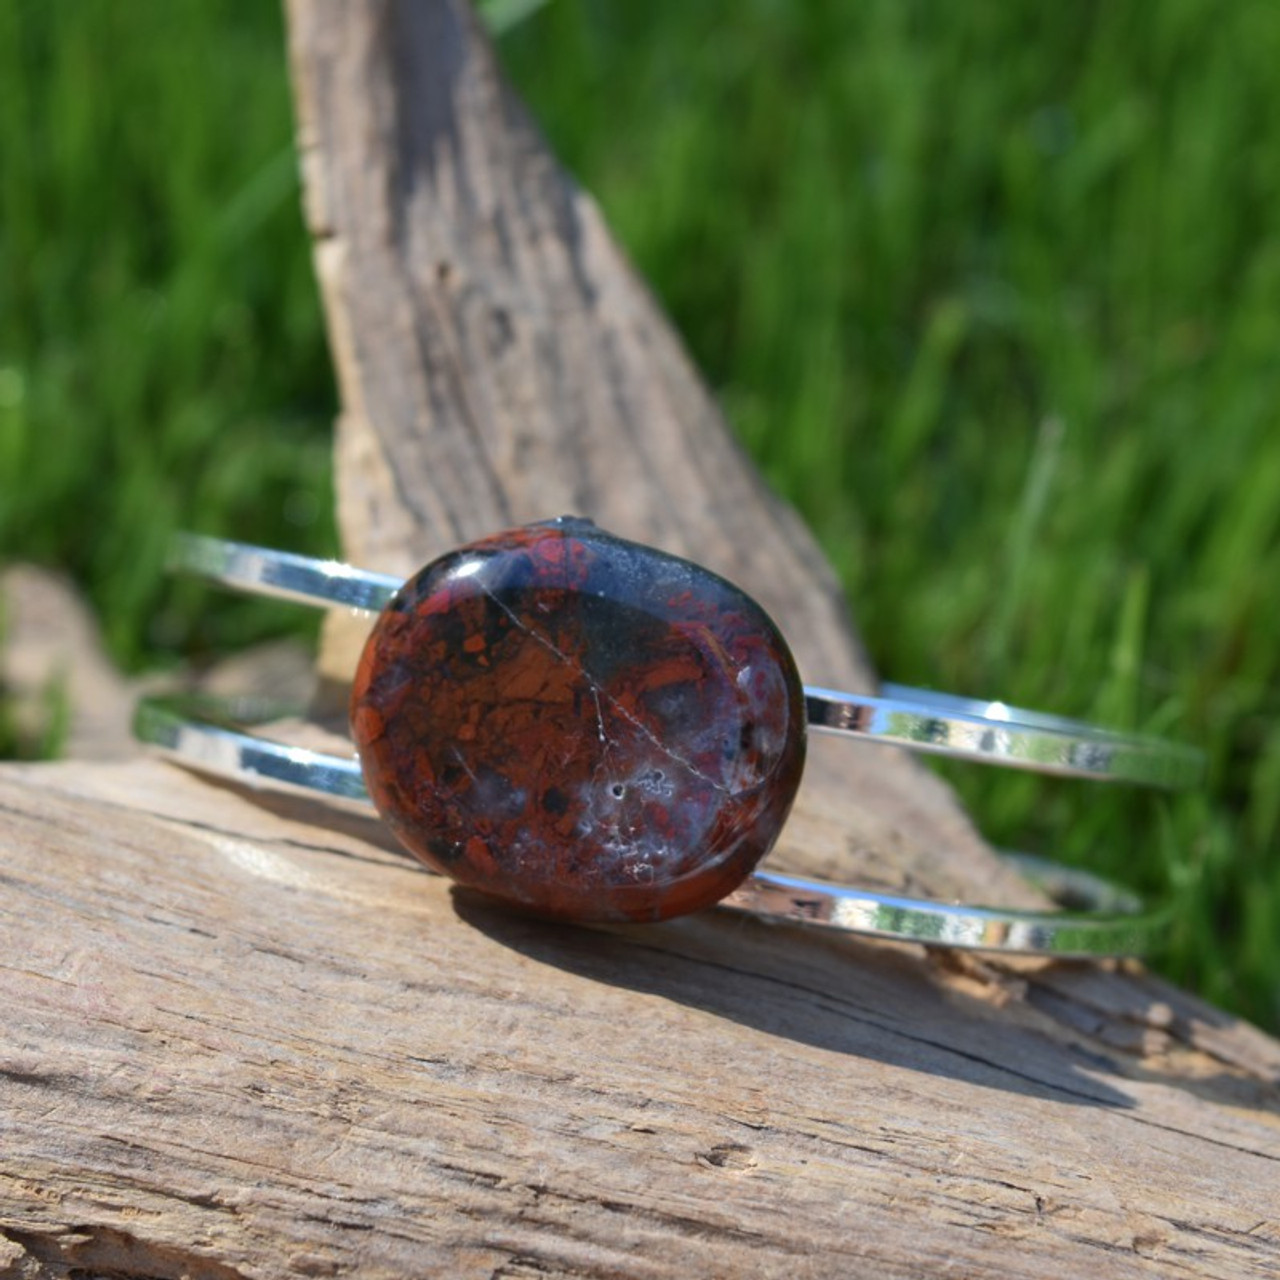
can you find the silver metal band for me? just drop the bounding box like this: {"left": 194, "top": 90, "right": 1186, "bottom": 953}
{"left": 172, "top": 534, "right": 1202, "bottom": 789}
{"left": 134, "top": 698, "right": 1166, "bottom": 957}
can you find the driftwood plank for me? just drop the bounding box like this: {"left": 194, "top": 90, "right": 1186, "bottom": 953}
{"left": 2, "top": 1, "right": 1279, "bottom": 1277}
{"left": 2, "top": 761, "right": 1278, "bottom": 1279}
{"left": 286, "top": 0, "right": 1037, "bottom": 906}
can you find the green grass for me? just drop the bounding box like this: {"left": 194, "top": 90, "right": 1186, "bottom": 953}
{"left": 0, "top": 1, "right": 333, "bottom": 662}
{"left": 2, "top": 1, "right": 1277, "bottom": 1030}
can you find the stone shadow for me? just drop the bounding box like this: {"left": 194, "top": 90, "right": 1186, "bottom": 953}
{"left": 451, "top": 888, "right": 1138, "bottom": 1109}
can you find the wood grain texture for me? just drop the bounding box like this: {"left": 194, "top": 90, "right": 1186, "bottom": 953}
{"left": 285, "top": 0, "right": 1037, "bottom": 906}
{"left": 4, "top": 2, "right": 1279, "bottom": 1276}
{"left": 2, "top": 762, "right": 1279, "bottom": 1279}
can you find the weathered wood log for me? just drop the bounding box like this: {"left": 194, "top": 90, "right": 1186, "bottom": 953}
{"left": 3, "top": 761, "right": 1279, "bottom": 1278}
{"left": 289, "top": 0, "right": 1035, "bottom": 906}
{"left": 2, "top": 1, "right": 1278, "bottom": 1277}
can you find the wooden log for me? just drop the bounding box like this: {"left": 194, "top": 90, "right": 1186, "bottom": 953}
{"left": 2, "top": 1, "right": 1278, "bottom": 1276}
{"left": 287, "top": 0, "right": 1034, "bottom": 906}
{"left": 2, "top": 761, "right": 1279, "bottom": 1278}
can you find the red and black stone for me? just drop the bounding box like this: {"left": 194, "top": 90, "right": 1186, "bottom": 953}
{"left": 350, "top": 518, "right": 807, "bottom": 922}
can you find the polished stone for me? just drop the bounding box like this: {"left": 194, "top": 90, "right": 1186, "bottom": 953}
{"left": 350, "top": 518, "right": 806, "bottom": 921}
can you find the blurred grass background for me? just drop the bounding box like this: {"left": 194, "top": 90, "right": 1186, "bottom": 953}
{"left": 1, "top": 0, "right": 1276, "bottom": 1029}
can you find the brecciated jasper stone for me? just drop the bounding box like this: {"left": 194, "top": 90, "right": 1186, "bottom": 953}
{"left": 349, "top": 517, "right": 806, "bottom": 922}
